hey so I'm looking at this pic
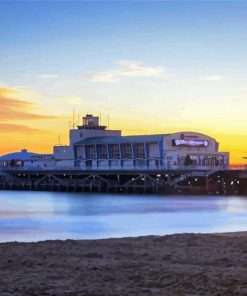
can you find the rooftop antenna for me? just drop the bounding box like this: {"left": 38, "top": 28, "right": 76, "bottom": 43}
{"left": 99, "top": 113, "right": 102, "bottom": 125}
{"left": 107, "top": 114, "right": 110, "bottom": 129}
{"left": 72, "top": 107, "right": 75, "bottom": 129}
{"left": 68, "top": 121, "right": 72, "bottom": 145}
{"left": 77, "top": 113, "right": 80, "bottom": 126}
{"left": 68, "top": 120, "right": 71, "bottom": 130}
{"left": 58, "top": 134, "right": 61, "bottom": 145}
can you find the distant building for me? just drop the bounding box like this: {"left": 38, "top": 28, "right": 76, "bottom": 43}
{"left": 0, "top": 149, "right": 39, "bottom": 161}
{"left": 0, "top": 149, "right": 54, "bottom": 169}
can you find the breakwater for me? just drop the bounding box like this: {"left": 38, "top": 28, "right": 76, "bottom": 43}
{"left": 0, "top": 169, "right": 247, "bottom": 194}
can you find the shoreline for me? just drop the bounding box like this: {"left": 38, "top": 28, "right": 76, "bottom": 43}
{"left": 1, "top": 232, "right": 247, "bottom": 295}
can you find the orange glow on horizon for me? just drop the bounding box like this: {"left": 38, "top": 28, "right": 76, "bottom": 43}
{"left": 0, "top": 121, "right": 246, "bottom": 165}
{"left": 0, "top": 86, "right": 246, "bottom": 164}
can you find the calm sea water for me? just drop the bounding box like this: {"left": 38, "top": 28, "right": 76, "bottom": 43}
{"left": 0, "top": 190, "right": 247, "bottom": 242}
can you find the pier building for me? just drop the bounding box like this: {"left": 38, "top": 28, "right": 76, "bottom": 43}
{"left": 0, "top": 149, "right": 54, "bottom": 169}
{"left": 0, "top": 114, "right": 229, "bottom": 171}
{"left": 53, "top": 114, "right": 229, "bottom": 171}
{"left": 3, "top": 115, "right": 247, "bottom": 195}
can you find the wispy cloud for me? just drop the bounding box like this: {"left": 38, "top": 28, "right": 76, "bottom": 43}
{"left": 0, "top": 87, "right": 55, "bottom": 122}
{"left": 203, "top": 75, "right": 223, "bottom": 81}
{"left": 0, "top": 87, "right": 18, "bottom": 96}
{"left": 0, "top": 123, "right": 38, "bottom": 133}
{"left": 87, "top": 60, "right": 165, "bottom": 83}
{"left": 63, "top": 96, "right": 83, "bottom": 105}
{"left": 39, "top": 74, "right": 59, "bottom": 79}
{"left": 87, "top": 72, "right": 119, "bottom": 83}
{"left": 119, "top": 60, "right": 164, "bottom": 77}
{"left": 0, "top": 94, "right": 32, "bottom": 110}
{"left": 0, "top": 86, "right": 72, "bottom": 153}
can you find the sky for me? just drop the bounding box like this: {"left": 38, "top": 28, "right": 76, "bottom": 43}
{"left": 0, "top": 1, "right": 247, "bottom": 164}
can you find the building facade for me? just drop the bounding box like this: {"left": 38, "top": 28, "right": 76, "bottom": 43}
{"left": 0, "top": 115, "right": 229, "bottom": 171}
{"left": 65, "top": 114, "right": 229, "bottom": 170}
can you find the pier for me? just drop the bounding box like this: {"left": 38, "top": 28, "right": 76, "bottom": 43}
{"left": 0, "top": 168, "right": 247, "bottom": 195}
{"left": 0, "top": 115, "right": 243, "bottom": 195}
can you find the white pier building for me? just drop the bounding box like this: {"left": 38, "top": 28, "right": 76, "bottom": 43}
{"left": 0, "top": 114, "right": 229, "bottom": 171}
{"left": 52, "top": 114, "right": 229, "bottom": 171}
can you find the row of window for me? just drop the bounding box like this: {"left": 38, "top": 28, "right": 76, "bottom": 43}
{"left": 177, "top": 155, "right": 227, "bottom": 166}
{"left": 83, "top": 143, "right": 146, "bottom": 159}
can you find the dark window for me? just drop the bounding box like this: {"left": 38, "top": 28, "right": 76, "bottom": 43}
{"left": 135, "top": 143, "right": 145, "bottom": 158}
{"left": 98, "top": 145, "right": 108, "bottom": 159}
{"left": 87, "top": 145, "right": 96, "bottom": 159}
{"left": 122, "top": 143, "right": 132, "bottom": 159}
{"left": 109, "top": 144, "right": 120, "bottom": 159}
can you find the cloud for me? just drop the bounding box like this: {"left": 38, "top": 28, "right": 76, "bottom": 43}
{"left": 0, "top": 86, "right": 57, "bottom": 121}
{"left": 0, "top": 123, "right": 39, "bottom": 133}
{"left": 39, "top": 74, "right": 59, "bottom": 79}
{"left": 118, "top": 60, "right": 164, "bottom": 77}
{"left": 0, "top": 87, "right": 18, "bottom": 96}
{"left": 0, "top": 95, "right": 32, "bottom": 109}
{"left": 87, "top": 72, "right": 118, "bottom": 83}
{"left": 203, "top": 75, "right": 223, "bottom": 81}
{"left": 86, "top": 60, "right": 164, "bottom": 83}
{"left": 63, "top": 96, "right": 83, "bottom": 105}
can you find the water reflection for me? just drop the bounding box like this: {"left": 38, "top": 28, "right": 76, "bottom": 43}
{"left": 0, "top": 190, "right": 247, "bottom": 242}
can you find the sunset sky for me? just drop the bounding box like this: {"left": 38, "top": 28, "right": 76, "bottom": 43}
{"left": 0, "top": 1, "right": 247, "bottom": 164}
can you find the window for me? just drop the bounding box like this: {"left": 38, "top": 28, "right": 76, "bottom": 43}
{"left": 135, "top": 143, "right": 145, "bottom": 158}
{"left": 87, "top": 145, "right": 96, "bottom": 159}
{"left": 122, "top": 143, "right": 132, "bottom": 159}
{"left": 98, "top": 145, "right": 108, "bottom": 159}
{"left": 109, "top": 144, "right": 120, "bottom": 159}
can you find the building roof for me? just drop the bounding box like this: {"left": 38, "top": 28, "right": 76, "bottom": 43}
{"left": 0, "top": 149, "right": 40, "bottom": 161}
{"left": 74, "top": 134, "right": 168, "bottom": 146}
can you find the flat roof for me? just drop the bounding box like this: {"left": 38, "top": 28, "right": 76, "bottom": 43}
{"left": 74, "top": 134, "right": 168, "bottom": 146}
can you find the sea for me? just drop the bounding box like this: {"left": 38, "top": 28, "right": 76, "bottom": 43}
{"left": 0, "top": 190, "right": 247, "bottom": 242}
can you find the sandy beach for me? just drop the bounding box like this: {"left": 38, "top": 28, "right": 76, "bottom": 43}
{"left": 0, "top": 232, "right": 247, "bottom": 295}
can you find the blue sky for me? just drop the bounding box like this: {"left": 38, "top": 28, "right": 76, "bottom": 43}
{"left": 0, "top": 1, "right": 247, "bottom": 162}
{"left": 1, "top": 1, "right": 247, "bottom": 79}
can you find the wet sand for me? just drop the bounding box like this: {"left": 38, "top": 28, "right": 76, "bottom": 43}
{"left": 1, "top": 232, "right": 247, "bottom": 295}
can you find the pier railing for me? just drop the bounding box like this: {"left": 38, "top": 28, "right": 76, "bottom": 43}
{"left": 0, "top": 164, "right": 230, "bottom": 172}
